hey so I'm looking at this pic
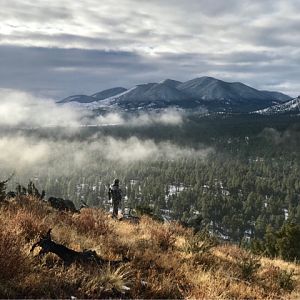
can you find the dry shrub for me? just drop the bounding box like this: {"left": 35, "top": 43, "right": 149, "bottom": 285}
{"left": 49, "top": 210, "right": 74, "bottom": 229}
{"left": 190, "top": 268, "right": 268, "bottom": 300}
{"left": 0, "top": 225, "right": 26, "bottom": 281}
{"left": 223, "top": 246, "right": 261, "bottom": 282}
{"left": 134, "top": 267, "right": 185, "bottom": 299}
{"left": 190, "top": 251, "right": 218, "bottom": 270}
{"left": 170, "top": 221, "right": 190, "bottom": 237}
{"left": 12, "top": 210, "right": 48, "bottom": 240}
{"left": 130, "top": 248, "right": 161, "bottom": 271}
{"left": 51, "top": 225, "right": 83, "bottom": 250}
{"left": 132, "top": 238, "right": 152, "bottom": 254}
{"left": 21, "top": 261, "right": 132, "bottom": 299}
{"left": 224, "top": 244, "right": 246, "bottom": 259}
{"left": 128, "top": 242, "right": 191, "bottom": 299}
{"left": 260, "top": 265, "right": 295, "bottom": 293}
{"left": 221, "top": 280, "right": 267, "bottom": 300}
{"left": 72, "top": 208, "right": 113, "bottom": 236}
{"left": 188, "top": 269, "right": 223, "bottom": 299}
{"left": 10, "top": 196, "right": 49, "bottom": 217}
{"left": 235, "top": 251, "right": 261, "bottom": 282}
{"left": 148, "top": 223, "right": 176, "bottom": 251}
{"left": 182, "top": 230, "right": 218, "bottom": 255}
{"left": 153, "top": 251, "right": 185, "bottom": 273}
{"left": 132, "top": 246, "right": 182, "bottom": 273}
{"left": 20, "top": 265, "right": 84, "bottom": 298}
{"left": 98, "top": 232, "right": 130, "bottom": 261}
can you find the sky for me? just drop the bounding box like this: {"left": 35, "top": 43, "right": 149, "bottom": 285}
{"left": 1, "top": 0, "right": 299, "bottom": 99}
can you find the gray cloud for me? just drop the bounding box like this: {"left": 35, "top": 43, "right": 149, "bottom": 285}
{"left": 1, "top": 45, "right": 299, "bottom": 98}
{"left": 0, "top": 0, "right": 299, "bottom": 97}
{"left": 0, "top": 46, "right": 158, "bottom": 98}
{"left": 0, "top": 1, "right": 73, "bottom": 22}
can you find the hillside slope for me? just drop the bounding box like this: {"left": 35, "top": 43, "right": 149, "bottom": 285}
{"left": 255, "top": 96, "right": 300, "bottom": 115}
{"left": 0, "top": 196, "right": 299, "bottom": 299}
{"left": 58, "top": 95, "right": 96, "bottom": 104}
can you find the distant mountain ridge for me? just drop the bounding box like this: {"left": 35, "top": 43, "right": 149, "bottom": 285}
{"left": 255, "top": 96, "right": 300, "bottom": 115}
{"left": 59, "top": 95, "right": 96, "bottom": 104}
{"left": 91, "top": 87, "right": 127, "bottom": 101}
{"left": 177, "top": 77, "right": 289, "bottom": 102}
{"left": 59, "top": 76, "right": 292, "bottom": 113}
{"left": 58, "top": 87, "right": 128, "bottom": 104}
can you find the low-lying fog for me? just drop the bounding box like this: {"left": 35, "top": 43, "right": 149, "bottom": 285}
{"left": 0, "top": 89, "right": 212, "bottom": 179}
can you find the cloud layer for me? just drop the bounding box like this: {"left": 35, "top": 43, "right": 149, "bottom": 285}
{"left": 95, "top": 110, "right": 183, "bottom": 126}
{"left": 0, "top": 89, "right": 208, "bottom": 175}
{"left": 0, "top": 89, "right": 86, "bottom": 127}
{"left": 0, "top": 133, "right": 212, "bottom": 176}
{"left": 0, "top": 0, "right": 299, "bottom": 97}
{"left": 0, "top": 89, "right": 184, "bottom": 128}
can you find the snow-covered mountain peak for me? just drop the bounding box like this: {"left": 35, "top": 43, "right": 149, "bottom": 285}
{"left": 159, "top": 79, "right": 182, "bottom": 88}
{"left": 58, "top": 76, "right": 293, "bottom": 113}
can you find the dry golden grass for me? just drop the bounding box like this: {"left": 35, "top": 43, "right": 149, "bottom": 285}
{"left": 0, "top": 196, "right": 300, "bottom": 299}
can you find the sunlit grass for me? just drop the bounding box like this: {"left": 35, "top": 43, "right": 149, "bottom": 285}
{"left": 0, "top": 196, "right": 299, "bottom": 298}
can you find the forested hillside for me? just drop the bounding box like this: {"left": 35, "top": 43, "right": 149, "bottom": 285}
{"left": 1, "top": 114, "right": 300, "bottom": 257}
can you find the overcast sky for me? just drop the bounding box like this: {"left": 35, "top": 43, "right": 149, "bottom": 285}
{"left": 1, "top": 0, "right": 299, "bottom": 99}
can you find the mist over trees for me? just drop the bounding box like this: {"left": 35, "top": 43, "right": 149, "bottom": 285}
{"left": 0, "top": 86, "right": 299, "bottom": 258}
{"left": 0, "top": 112, "right": 299, "bottom": 262}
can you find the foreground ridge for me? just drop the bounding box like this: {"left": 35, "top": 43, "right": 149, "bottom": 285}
{"left": 0, "top": 195, "right": 299, "bottom": 299}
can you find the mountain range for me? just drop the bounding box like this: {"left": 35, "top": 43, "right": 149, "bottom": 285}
{"left": 58, "top": 76, "right": 292, "bottom": 113}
